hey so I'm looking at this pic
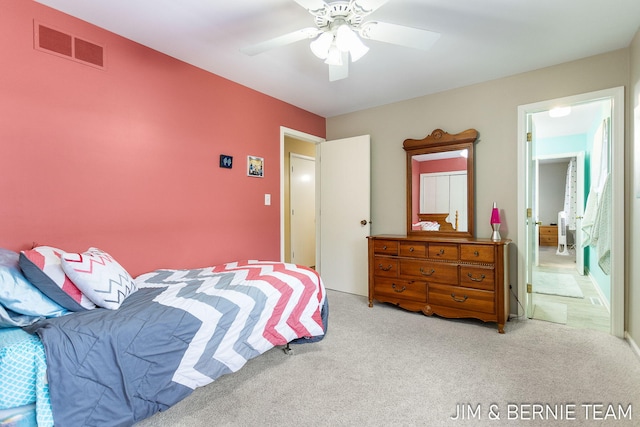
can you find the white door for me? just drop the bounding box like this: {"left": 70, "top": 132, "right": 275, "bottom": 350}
{"left": 525, "top": 115, "right": 536, "bottom": 318}
{"left": 574, "top": 152, "right": 585, "bottom": 275}
{"left": 290, "top": 154, "right": 316, "bottom": 267}
{"left": 318, "top": 135, "right": 371, "bottom": 296}
{"left": 533, "top": 158, "right": 540, "bottom": 268}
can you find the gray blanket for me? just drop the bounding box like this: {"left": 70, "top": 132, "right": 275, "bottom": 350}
{"left": 27, "top": 261, "right": 327, "bottom": 426}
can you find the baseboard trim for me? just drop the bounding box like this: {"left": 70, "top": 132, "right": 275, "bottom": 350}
{"left": 625, "top": 331, "right": 640, "bottom": 361}
{"left": 585, "top": 268, "right": 611, "bottom": 312}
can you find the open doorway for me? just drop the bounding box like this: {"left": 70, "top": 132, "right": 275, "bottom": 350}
{"left": 281, "top": 131, "right": 321, "bottom": 268}
{"left": 288, "top": 151, "right": 316, "bottom": 267}
{"left": 532, "top": 150, "right": 609, "bottom": 332}
{"left": 517, "top": 87, "right": 625, "bottom": 337}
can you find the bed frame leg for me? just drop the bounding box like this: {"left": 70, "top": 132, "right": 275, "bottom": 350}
{"left": 283, "top": 343, "right": 294, "bottom": 355}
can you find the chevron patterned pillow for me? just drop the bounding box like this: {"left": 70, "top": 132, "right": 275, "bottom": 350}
{"left": 60, "top": 248, "right": 137, "bottom": 310}
{"left": 19, "top": 246, "right": 96, "bottom": 312}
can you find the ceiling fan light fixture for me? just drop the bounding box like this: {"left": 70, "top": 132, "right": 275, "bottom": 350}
{"left": 310, "top": 31, "right": 334, "bottom": 59}
{"left": 349, "top": 37, "right": 369, "bottom": 62}
{"left": 335, "top": 25, "right": 356, "bottom": 50}
{"left": 240, "top": 0, "right": 442, "bottom": 81}
{"left": 336, "top": 24, "right": 369, "bottom": 62}
{"left": 324, "top": 45, "right": 343, "bottom": 66}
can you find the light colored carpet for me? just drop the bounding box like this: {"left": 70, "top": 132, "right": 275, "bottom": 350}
{"left": 136, "top": 290, "right": 640, "bottom": 426}
{"left": 533, "top": 271, "right": 584, "bottom": 298}
{"left": 533, "top": 301, "right": 568, "bottom": 324}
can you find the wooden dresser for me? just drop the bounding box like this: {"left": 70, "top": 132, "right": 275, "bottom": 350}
{"left": 539, "top": 225, "right": 558, "bottom": 246}
{"left": 368, "top": 235, "right": 510, "bottom": 333}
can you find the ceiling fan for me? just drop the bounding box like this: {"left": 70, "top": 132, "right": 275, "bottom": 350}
{"left": 240, "top": 0, "right": 440, "bottom": 81}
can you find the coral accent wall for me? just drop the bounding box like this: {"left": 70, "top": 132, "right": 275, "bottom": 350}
{"left": 0, "top": 1, "right": 326, "bottom": 276}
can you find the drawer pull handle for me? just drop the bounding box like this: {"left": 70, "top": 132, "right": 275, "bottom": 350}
{"left": 467, "top": 273, "right": 486, "bottom": 282}
{"left": 474, "top": 251, "right": 479, "bottom": 257}
{"left": 420, "top": 268, "right": 436, "bottom": 276}
{"left": 392, "top": 283, "right": 406, "bottom": 293}
{"left": 383, "top": 245, "right": 387, "bottom": 250}
{"left": 451, "top": 293, "right": 468, "bottom": 303}
{"left": 409, "top": 247, "right": 414, "bottom": 252}
{"left": 436, "top": 249, "right": 445, "bottom": 256}
{"left": 378, "top": 264, "right": 393, "bottom": 271}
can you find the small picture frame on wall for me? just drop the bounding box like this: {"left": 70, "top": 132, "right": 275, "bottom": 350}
{"left": 219, "top": 154, "right": 233, "bottom": 169}
{"left": 247, "top": 156, "right": 264, "bottom": 178}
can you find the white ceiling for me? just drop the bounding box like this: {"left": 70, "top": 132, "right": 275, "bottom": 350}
{"left": 533, "top": 99, "right": 610, "bottom": 139}
{"left": 35, "top": 0, "right": 640, "bottom": 118}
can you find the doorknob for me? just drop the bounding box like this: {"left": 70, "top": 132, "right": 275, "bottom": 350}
{"left": 535, "top": 221, "right": 542, "bottom": 226}
{"left": 360, "top": 220, "right": 369, "bottom": 226}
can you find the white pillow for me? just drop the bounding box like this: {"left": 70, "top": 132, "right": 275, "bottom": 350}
{"left": 61, "top": 248, "right": 137, "bottom": 310}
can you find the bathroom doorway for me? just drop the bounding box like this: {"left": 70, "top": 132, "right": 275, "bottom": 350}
{"left": 517, "top": 87, "right": 624, "bottom": 337}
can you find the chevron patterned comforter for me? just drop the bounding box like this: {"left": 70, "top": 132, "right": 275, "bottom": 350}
{"left": 26, "top": 261, "right": 327, "bottom": 427}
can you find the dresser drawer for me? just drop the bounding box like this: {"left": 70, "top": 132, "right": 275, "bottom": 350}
{"left": 539, "top": 235, "right": 558, "bottom": 246}
{"left": 460, "top": 266, "right": 495, "bottom": 291}
{"left": 374, "top": 278, "right": 427, "bottom": 302}
{"left": 539, "top": 226, "right": 557, "bottom": 235}
{"left": 400, "top": 242, "right": 427, "bottom": 258}
{"left": 373, "top": 257, "right": 399, "bottom": 278}
{"left": 374, "top": 240, "right": 398, "bottom": 255}
{"left": 400, "top": 260, "right": 458, "bottom": 284}
{"left": 460, "top": 244, "right": 494, "bottom": 263}
{"left": 428, "top": 243, "right": 459, "bottom": 260}
{"left": 429, "top": 283, "right": 495, "bottom": 314}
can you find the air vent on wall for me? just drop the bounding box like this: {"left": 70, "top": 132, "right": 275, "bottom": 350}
{"left": 34, "top": 21, "right": 105, "bottom": 69}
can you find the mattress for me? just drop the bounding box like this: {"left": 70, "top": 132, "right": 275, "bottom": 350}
{"left": 0, "top": 328, "right": 52, "bottom": 427}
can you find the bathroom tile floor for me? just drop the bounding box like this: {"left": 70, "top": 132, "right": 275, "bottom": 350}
{"left": 532, "top": 246, "right": 610, "bottom": 333}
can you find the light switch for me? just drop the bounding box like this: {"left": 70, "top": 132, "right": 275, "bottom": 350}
{"left": 265, "top": 194, "right": 271, "bottom": 206}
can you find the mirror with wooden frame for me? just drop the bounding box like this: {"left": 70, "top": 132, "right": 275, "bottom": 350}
{"left": 403, "top": 128, "right": 478, "bottom": 238}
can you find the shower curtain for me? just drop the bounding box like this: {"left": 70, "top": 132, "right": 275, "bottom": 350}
{"left": 563, "top": 157, "right": 577, "bottom": 231}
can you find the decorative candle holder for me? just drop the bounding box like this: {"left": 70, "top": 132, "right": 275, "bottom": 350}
{"left": 490, "top": 202, "right": 501, "bottom": 241}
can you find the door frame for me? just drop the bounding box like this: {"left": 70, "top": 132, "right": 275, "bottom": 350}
{"left": 280, "top": 127, "right": 325, "bottom": 264}
{"left": 517, "top": 87, "right": 625, "bottom": 337}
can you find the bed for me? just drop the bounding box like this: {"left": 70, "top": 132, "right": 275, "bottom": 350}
{"left": 0, "top": 246, "right": 328, "bottom": 427}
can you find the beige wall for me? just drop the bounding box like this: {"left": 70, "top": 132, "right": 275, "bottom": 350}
{"left": 327, "top": 46, "right": 637, "bottom": 342}
{"left": 629, "top": 30, "right": 640, "bottom": 349}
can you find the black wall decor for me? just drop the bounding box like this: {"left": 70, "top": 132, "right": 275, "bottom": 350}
{"left": 220, "top": 154, "right": 233, "bottom": 169}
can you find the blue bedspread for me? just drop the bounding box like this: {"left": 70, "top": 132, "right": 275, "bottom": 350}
{"left": 0, "top": 328, "right": 53, "bottom": 426}
{"left": 25, "top": 261, "right": 326, "bottom": 427}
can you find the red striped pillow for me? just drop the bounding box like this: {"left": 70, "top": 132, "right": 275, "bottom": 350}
{"left": 19, "top": 246, "right": 96, "bottom": 311}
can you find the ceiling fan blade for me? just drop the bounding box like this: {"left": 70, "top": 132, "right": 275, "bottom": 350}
{"left": 352, "top": 0, "right": 390, "bottom": 14}
{"left": 329, "top": 63, "right": 349, "bottom": 82}
{"left": 240, "top": 27, "right": 320, "bottom": 56}
{"left": 293, "top": 0, "right": 328, "bottom": 15}
{"left": 360, "top": 21, "right": 440, "bottom": 51}
{"left": 328, "top": 53, "right": 349, "bottom": 81}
